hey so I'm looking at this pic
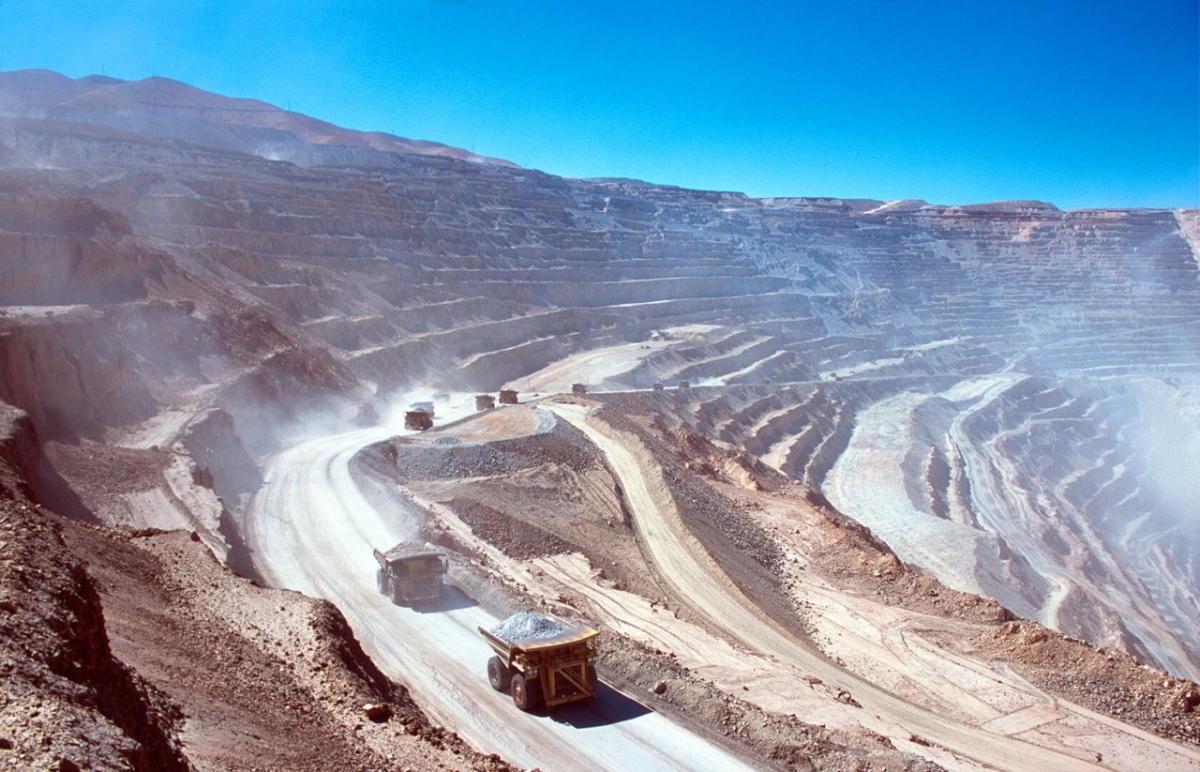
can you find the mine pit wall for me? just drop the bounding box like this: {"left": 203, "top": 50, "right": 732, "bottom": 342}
{"left": 0, "top": 194, "right": 169, "bottom": 306}
{"left": 438, "top": 275, "right": 793, "bottom": 308}
{"left": 0, "top": 310, "right": 163, "bottom": 441}
{"left": 179, "top": 408, "right": 262, "bottom": 505}
{"left": 630, "top": 382, "right": 1059, "bottom": 625}
{"left": 0, "top": 302, "right": 314, "bottom": 481}
{"left": 454, "top": 329, "right": 636, "bottom": 392}
{"left": 0, "top": 283, "right": 367, "bottom": 556}
{"left": 3, "top": 102, "right": 1199, "bottom": 678}
{"left": 0, "top": 397, "right": 93, "bottom": 521}
{"left": 350, "top": 306, "right": 637, "bottom": 391}
{"left": 178, "top": 408, "right": 265, "bottom": 578}
{"left": 0, "top": 402, "right": 38, "bottom": 501}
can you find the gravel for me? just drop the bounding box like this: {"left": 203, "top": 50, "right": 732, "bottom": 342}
{"left": 365, "top": 425, "right": 597, "bottom": 482}
{"left": 490, "top": 612, "right": 572, "bottom": 644}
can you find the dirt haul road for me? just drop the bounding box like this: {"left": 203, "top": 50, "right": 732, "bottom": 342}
{"left": 243, "top": 396, "right": 754, "bottom": 772}
{"left": 546, "top": 402, "right": 1140, "bottom": 772}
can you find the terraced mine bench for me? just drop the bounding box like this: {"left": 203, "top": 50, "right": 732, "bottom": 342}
{"left": 374, "top": 544, "right": 447, "bottom": 605}
{"left": 480, "top": 612, "right": 599, "bottom": 711}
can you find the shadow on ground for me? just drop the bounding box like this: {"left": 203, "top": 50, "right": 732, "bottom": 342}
{"left": 412, "top": 586, "right": 479, "bottom": 613}
{"left": 548, "top": 682, "right": 652, "bottom": 728}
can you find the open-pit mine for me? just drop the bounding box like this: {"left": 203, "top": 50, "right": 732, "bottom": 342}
{"left": 1, "top": 70, "right": 1198, "bottom": 770}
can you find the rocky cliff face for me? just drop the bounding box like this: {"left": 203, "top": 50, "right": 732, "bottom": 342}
{"left": 0, "top": 403, "right": 38, "bottom": 501}
{"left": 0, "top": 489, "right": 190, "bottom": 770}
{"left": 0, "top": 68, "right": 1197, "bottom": 687}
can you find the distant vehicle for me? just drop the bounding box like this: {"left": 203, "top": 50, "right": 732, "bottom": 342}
{"left": 571, "top": 383, "right": 587, "bottom": 395}
{"left": 479, "top": 612, "right": 598, "bottom": 711}
{"left": 409, "top": 401, "right": 435, "bottom": 416}
{"left": 373, "top": 544, "right": 447, "bottom": 605}
{"left": 404, "top": 410, "right": 433, "bottom": 430}
{"left": 498, "top": 389, "right": 518, "bottom": 404}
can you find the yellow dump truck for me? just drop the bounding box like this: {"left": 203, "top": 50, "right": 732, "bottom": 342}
{"left": 374, "top": 544, "right": 447, "bottom": 605}
{"left": 479, "top": 612, "right": 599, "bottom": 711}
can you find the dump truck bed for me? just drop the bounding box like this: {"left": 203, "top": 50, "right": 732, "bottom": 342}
{"left": 375, "top": 544, "right": 447, "bottom": 605}
{"left": 479, "top": 623, "right": 598, "bottom": 654}
{"left": 479, "top": 612, "right": 598, "bottom": 653}
{"left": 374, "top": 543, "right": 444, "bottom": 567}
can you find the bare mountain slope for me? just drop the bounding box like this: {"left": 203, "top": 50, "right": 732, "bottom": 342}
{"left": 0, "top": 69, "right": 514, "bottom": 167}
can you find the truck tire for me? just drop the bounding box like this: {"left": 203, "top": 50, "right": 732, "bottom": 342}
{"left": 487, "top": 656, "right": 510, "bottom": 692}
{"left": 510, "top": 673, "right": 541, "bottom": 711}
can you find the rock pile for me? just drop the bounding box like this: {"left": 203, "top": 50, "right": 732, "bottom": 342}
{"left": 976, "top": 620, "right": 1200, "bottom": 745}
{"left": 490, "top": 612, "right": 573, "bottom": 643}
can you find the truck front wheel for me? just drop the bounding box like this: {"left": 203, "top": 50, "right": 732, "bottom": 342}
{"left": 487, "top": 656, "right": 510, "bottom": 692}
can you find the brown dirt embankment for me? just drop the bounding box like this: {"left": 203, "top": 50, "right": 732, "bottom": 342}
{"left": 975, "top": 620, "right": 1200, "bottom": 746}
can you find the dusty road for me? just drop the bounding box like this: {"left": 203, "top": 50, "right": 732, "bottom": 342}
{"left": 546, "top": 402, "right": 1200, "bottom": 771}
{"left": 243, "top": 395, "right": 754, "bottom": 771}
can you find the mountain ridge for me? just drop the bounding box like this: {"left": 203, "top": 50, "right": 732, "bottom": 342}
{"left": 0, "top": 68, "right": 516, "bottom": 167}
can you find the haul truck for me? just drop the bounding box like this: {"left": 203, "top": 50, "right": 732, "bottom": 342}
{"left": 374, "top": 544, "right": 447, "bottom": 605}
{"left": 480, "top": 612, "right": 599, "bottom": 711}
{"left": 405, "top": 402, "right": 435, "bottom": 431}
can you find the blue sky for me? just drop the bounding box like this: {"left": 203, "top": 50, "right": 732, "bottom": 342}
{"left": 1, "top": 0, "right": 1196, "bottom": 208}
